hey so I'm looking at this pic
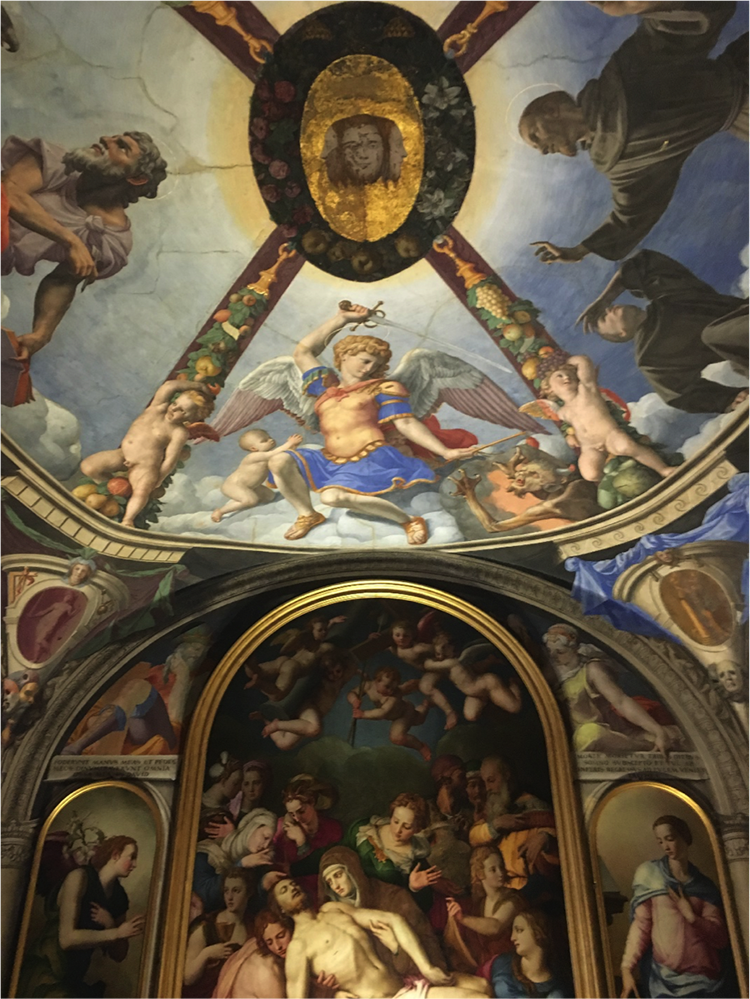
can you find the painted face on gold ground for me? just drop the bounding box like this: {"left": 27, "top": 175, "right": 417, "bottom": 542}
{"left": 341, "top": 124, "right": 384, "bottom": 183}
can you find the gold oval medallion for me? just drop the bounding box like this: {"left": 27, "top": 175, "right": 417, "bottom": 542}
{"left": 301, "top": 54, "right": 424, "bottom": 242}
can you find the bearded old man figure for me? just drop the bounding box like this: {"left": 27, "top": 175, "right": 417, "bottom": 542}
{"left": 1, "top": 131, "right": 167, "bottom": 356}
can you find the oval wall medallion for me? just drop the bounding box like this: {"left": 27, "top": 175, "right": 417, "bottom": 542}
{"left": 250, "top": 1, "right": 476, "bottom": 282}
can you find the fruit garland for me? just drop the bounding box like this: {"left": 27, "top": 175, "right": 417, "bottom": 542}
{"left": 71, "top": 287, "right": 270, "bottom": 527}
{"left": 72, "top": 456, "right": 189, "bottom": 530}
{"left": 467, "top": 278, "right": 558, "bottom": 389}
{"left": 175, "top": 286, "right": 267, "bottom": 389}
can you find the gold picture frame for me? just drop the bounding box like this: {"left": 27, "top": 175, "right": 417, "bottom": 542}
{"left": 9, "top": 781, "right": 164, "bottom": 999}
{"left": 589, "top": 781, "right": 747, "bottom": 999}
{"left": 159, "top": 579, "right": 607, "bottom": 997}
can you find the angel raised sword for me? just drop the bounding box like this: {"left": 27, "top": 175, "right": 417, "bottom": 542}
{"left": 209, "top": 302, "right": 544, "bottom": 544}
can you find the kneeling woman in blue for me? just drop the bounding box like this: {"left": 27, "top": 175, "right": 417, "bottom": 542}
{"left": 491, "top": 910, "right": 569, "bottom": 998}
{"left": 267, "top": 303, "right": 476, "bottom": 544}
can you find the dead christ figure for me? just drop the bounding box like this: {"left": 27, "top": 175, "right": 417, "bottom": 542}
{"left": 270, "top": 876, "right": 490, "bottom": 999}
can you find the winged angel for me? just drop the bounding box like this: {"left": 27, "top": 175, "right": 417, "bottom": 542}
{"left": 210, "top": 303, "right": 544, "bottom": 544}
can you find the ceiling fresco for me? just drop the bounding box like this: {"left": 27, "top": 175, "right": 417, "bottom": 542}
{"left": 1, "top": 0, "right": 747, "bottom": 555}
{"left": 2, "top": 8, "right": 748, "bottom": 997}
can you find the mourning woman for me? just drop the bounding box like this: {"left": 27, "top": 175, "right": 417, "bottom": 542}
{"left": 201, "top": 753, "right": 243, "bottom": 812}
{"left": 620, "top": 815, "right": 731, "bottom": 998}
{"left": 183, "top": 867, "right": 255, "bottom": 998}
{"left": 193, "top": 808, "right": 277, "bottom": 914}
{"left": 229, "top": 760, "right": 272, "bottom": 823}
{"left": 273, "top": 774, "right": 342, "bottom": 905}
{"left": 18, "top": 835, "right": 145, "bottom": 997}
{"left": 491, "top": 910, "right": 568, "bottom": 998}
{"left": 345, "top": 791, "right": 441, "bottom": 912}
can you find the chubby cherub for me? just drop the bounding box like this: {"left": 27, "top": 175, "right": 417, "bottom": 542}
{"left": 538, "top": 355, "right": 676, "bottom": 484}
{"left": 258, "top": 647, "right": 358, "bottom": 750}
{"left": 211, "top": 429, "right": 303, "bottom": 522}
{"left": 389, "top": 619, "right": 432, "bottom": 665}
{"left": 244, "top": 612, "right": 346, "bottom": 701}
{"left": 390, "top": 618, "right": 458, "bottom": 731}
{"left": 423, "top": 635, "right": 522, "bottom": 722}
{"left": 80, "top": 379, "right": 214, "bottom": 528}
{"left": 348, "top": 665, "right": 432, "bottom": 761}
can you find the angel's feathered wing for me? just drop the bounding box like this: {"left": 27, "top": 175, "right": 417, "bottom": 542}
{"left": 209, "top": 356, "right": 319, "bottom": 438}
{"left": 391, "top": 349, "right": 547, "bottom": 435}
{"left": 519, "top": 398, "right": 562, "bottom": 422}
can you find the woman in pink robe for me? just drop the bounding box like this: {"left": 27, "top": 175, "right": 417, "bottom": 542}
{"left": 620, "top": 815, "right": 731, "bottom": 998}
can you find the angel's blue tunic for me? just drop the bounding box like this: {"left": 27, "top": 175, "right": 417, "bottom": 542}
{"left": 268, "top": 367, "right": 437, "bottom": 495}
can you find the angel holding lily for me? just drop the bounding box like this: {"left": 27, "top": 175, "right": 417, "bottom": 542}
{"left": 209, "top": 302, "right": 544, "bottom": 544}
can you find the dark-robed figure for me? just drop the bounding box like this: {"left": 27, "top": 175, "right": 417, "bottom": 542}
{"left": 17, "top": 835, "right": 144, "bottom": 998}
{"left": 520, "top": 5, "right": 748, "bottom": 264}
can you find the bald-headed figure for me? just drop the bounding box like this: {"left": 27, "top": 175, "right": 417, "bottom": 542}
{"left": 520, "top": 10, "right": 746, "bottom": 265}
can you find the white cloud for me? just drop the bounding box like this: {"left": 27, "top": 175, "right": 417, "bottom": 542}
{"left": 154, "top": 476, "right": 465, "bottom": 548}
{"left": 627, "top": 393, "right": 707, "bottom": 452}
{"left": 681, "top": 412, "right": 739, "bottom": 461}
{"left": 733, "top": 244, "right": 749, "bottom": 297}
{"left": 2, "top": 391, "right": 81, "bottom": 480}
{"left": 701, "top": 361, "right": 747, "bottom": 389}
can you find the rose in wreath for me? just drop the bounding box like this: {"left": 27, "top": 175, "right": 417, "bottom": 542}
{"left": 256, "top": 79, "right": 272, "bottom": 102}
{"left": 274, "top": 80, "right": 296, "bottom": 103}
{"left": 269, "top": 159, "right": 289, "bottom": 180}
{"left": 251, "top": 117, "right": 268, "bottom": 140}
{"left": 261, "top": 184, "right": 281, "bottom": 203}
{"left": 252, "top": 143, "right": 272, "bottom": 165}
{"left": 292, "top": 205, "right": 314, "bottom": 224}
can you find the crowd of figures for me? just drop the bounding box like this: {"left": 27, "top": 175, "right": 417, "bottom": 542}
{"left": 190, "top": 759, "right": 568, "bottom": 999}
{"left": 189, "top": 763, "right": 734, "bottom": 999}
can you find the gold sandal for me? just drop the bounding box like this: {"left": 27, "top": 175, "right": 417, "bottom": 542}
{"left": 401, "top": 516, "right": 428, "bottom": 545}
{"left": 284, "top": 511, "right": 326, "bottom": 540}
